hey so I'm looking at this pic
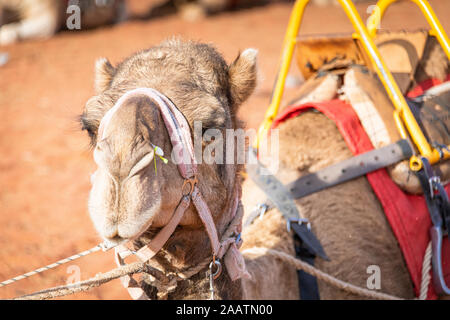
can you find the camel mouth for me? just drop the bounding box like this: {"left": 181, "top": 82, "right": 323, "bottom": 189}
{"left": 96, "top": 207, "right": 159, "bottom": 246}
{"left": 102, "top": 234, "right": 129, "bottom": 247}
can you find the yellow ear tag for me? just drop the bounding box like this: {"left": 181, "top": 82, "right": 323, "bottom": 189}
{"left": 152, "top": 145, "right": 168, "bottom": 175}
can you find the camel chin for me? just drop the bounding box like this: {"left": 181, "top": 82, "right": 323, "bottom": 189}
{"left": 88, "top": 164, "right": 163, "bottom": 244}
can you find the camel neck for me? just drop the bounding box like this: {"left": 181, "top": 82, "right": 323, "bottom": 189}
{"left": 139, "top": 261, "right": 244, "bottom": 300}
{"left": 133, "top": 176, "right": 244, "bottom": 300}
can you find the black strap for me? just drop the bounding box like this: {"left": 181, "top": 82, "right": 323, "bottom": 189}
{"left": 291, "top": 222, "right": 329, "bottom": 261}
{"left": 416, "top": 158, "right": 448, "bottom": 230}
{"left": 416, "top": 157, "right": 450, "bottom": 295}
{"left": 294, "top": 234, "right": 320, "bottom": 300}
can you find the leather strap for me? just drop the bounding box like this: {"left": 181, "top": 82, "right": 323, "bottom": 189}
{"left": 191, "top": 186, "right": 221, "bottom": 256}
{"left": 246, "top": 148, "right": 302, "bottom": 222}
{"left": 114, "top": 245, "right": 149, "bottom": 300}
{"left": 135, "top": 195, "right": 191, "bottom": 262}
{"left": 245, "top": 140, "right": 413, "bottom": 226}
{"left": 246, "top": 148, "right": 327, "bottom": 259}
{"left": 288, "top": 139, "right": 413, "bottom": 199}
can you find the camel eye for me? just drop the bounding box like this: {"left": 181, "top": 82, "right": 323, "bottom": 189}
{"left": 136, "top": 134, "right": 145, "bottom": 143}
{"left": 133, "top": 134, "right": 146, "bottom": 149}
{"left": 86, "top": 127, "right": 95, "bottom": 139}
{"left": 80, "top": 116, "right": 98, "bottom": 145}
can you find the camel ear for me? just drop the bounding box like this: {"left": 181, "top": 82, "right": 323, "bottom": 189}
{"left": 94, "top": 58, "right": 115, "bottom": 94}
{"left": 228, "top": 48, "right": 258, "bottom": 107}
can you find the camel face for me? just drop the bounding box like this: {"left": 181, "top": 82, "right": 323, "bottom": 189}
{"left": 81, "top": 39, "right": 257, "bottom": 245}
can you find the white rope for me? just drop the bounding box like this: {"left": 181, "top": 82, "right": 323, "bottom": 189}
{"left": 242, "top": 247, "right": 404, "bottom": 300}
{"left": 6, "top": 244, "right": 419, "bottom": 300}
{"left": 0, "top": 230, "right": 433, "bottom": 300}
{"left": 15, "top": 261, "right": 146, "bottom": 300}
{"left": 0, "top": 241, "right": 115, "bottom": 288}
{"left": 418, "top": 241, "right": 433, "bottom": 300}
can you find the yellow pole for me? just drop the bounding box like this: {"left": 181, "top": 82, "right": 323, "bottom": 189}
{"left": 367, "top": 0, "right": 450, "bottom": 59}
{"left": 254, "top": 0, "right": 310, "bottom": 149}
{"left": 338, "top": 0, "right": 444, "bottom": 167}
{"left": 366, "top": 0, "right": 450, "bottom": 168}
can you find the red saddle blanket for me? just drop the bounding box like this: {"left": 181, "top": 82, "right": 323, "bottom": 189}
{"left": 272, "top": 99, "right": 450, "bottom": 299}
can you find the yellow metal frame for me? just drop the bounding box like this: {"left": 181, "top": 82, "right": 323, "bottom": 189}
{"left": 254, "top": 0, "right": 450, "bottom": 171}
{"left": 367, "top": 0, "right": 450, "bottom": 59}
{"left": 367, "top": 0, "right": 450, "bottom": 170}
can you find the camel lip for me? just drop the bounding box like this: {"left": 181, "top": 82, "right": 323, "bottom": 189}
{"left": 102, "top": 235, "right": 129, "bottom": 247}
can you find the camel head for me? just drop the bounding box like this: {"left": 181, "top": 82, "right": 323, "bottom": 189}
{"left": 80, "top": 39, "right": 257, "bottom": 247}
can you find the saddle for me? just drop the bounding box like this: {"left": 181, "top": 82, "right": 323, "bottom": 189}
{"left": 342, "top": 66, "right": 450, "bottom": 194}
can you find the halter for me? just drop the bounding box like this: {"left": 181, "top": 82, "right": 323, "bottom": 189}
{"left": 97, "top": 88, "right": 249, "bottom": 300}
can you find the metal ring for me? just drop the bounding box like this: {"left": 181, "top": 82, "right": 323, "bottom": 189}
{"left": 209, "top": 260, "right": 222, "bottom": 280}
{"left": 182, "top": 176, "right": 198, "bottom": 196}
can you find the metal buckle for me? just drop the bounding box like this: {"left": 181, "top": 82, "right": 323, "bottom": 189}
{"left": 286, "top": 218, "right": 311, "bottom": 233}
{"left": 429, "top": 176, "right": 441, "bottom": 199}
{"left": 182, "top": 176, "right": 198, "bottom": 197}
{"left": 255, "top": 203, "right": 268, "bottom": 220}
{"left": 432, "top": 142, "right": 450, "bottom": 160}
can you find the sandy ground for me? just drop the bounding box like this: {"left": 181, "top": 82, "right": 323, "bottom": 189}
{"left": 0, "top": 0, "right": 448, "bottom": 300}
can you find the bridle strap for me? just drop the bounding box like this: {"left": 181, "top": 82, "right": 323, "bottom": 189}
{"left": 191, "top": 186, "right": 221, "bottom": 256}
{"left": 114, "top": 245, "right": 150, "bottom": 300}
{"left": 134, "top": 195, "right": 191, "bottom": 262}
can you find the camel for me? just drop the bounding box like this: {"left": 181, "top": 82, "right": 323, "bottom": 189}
{"left": 81, "top": 38, "right": 415, "bottom": 300}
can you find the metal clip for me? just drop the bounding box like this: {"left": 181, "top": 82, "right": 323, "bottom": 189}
{"left": 207, "top": 259, "right": 222, "bottom": 300}
{"left": 256, "top": 203, "right": 268, "bottom": 220}
{"left": 432, "top": 142, "right": 450, "bottom": 160}
{"left": 286, "top": 218, "right": 311, "bottom": 233}
{"left": 430, "top": 226, "right": 450, "bottom": 295}
{"left": 429, "top": 176, "right": 441, "bottom": 199}
{"left": 182, "top": 176, "right": 198, "bottom": 197}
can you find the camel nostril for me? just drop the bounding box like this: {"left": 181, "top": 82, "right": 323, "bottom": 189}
{"left": 127, "top": 151, "right": 155, "bottom": 179}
